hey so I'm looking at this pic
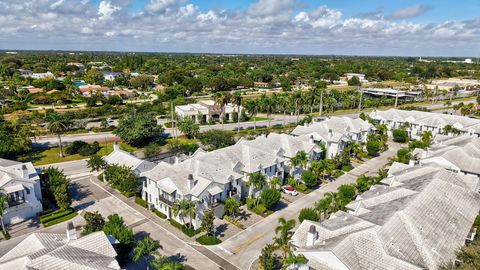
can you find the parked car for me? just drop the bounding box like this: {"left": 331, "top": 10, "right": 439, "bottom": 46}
{"left": 282, "top": 186, "right": 298, "bottom": 196}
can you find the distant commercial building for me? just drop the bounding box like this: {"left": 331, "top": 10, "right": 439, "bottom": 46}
{"left": 343, "top": 73, "right": 368, "bottom": 83}
{"left": 425, "top": 78, "right": 480, "bottom": 91}
{"left": 362, "top": 88, "right": 421, "bottom": 98}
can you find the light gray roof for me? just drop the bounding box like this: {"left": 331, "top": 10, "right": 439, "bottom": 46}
{"left": 0, "top": 160, "right": 39, "bottom": 190}
{"left": 142, "top": 133, "right": 318, "bottom": 197}
{"left": 292, "top": 165, "right": 480, "bottom": 270}
{"left": 105, "top": 149, "right": 155, "bottom": 173}
{"left": 369, "top": 109, "right": 480, "bottom": 133}
{"left": 0, "top": 231, "right": 119, "bottom": 270}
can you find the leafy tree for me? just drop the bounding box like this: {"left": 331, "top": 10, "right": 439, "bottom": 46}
{"left": 0, "top": 118, "right": 31, "bottom": 157}
{"left": 42, "top": 167, "right": 71, "bottom": 209}
{"left": 347, "top": 76, "right": 361, "bottom": 86}
{"left": 82, "top": 211, "right": 105, "bottom": 236}
{"left": 392, "top": 128, "right": 409, "bottom": 143}
{"left": 201, "top": 209, "right": 215, "bottom": 236}
{"left": 443, "top": 124, "right": 461, "bottom": 135}
{"left": 315, "top": 196, "right": 332, "bottom": 220}
{"left": 224, "top": 197, "right": 241, "bottom": 220}
{"left": 366, "top": 139, "right": 381, "bottom": 156}
{"left": 274, "top": 218, "right": 296, "bottom": 259}
{"left": 396, "top": 148, "right": 411, "bottom": 164}
{"left": 133, "top": 236, "right": 161, "bottom": 262}
{"left": 103, "top": 214, "right": 135, "bottom": 265}
{"left": 177, "top": 118, "right": 199, "bottom": 139}
{"left": 45, "top": 112, "right": 71, "bottom": 158}
{"left": 103, "top": 165, "right": 139, "bottom": 195}
{"left": 114, "top": 113, "right": 164, "bottom": 146}
{"left": 0, "top": 193, "right": 9, "bottom": 237}
{"left": 336, "top": 184, "right": 357, "bottom": 209}
{"left": 87, "top": 155, "right": 107, "bottom": 173}
{"left": 85, "top": 69, "right": 104, "bottom": 85}
{"left": 198, "top": 130, "right": 235, "bottom": 151}
{"left": 261, "top": 188, "right": 281, "bottom": 210}
{"left": 54, "top": 183, "right": 71, "bottom": 210}
{"left": 107, "top": 95, "right": 123, "bottom": 105}
{"left": 355, "top": 174, "right": 376, "bottom": 193}
{"left": 301, "top": 170, "right": 318, "bottom": 187}
{"left": 282, "top": 252, "right": 308, "bottom": 270}
{"left": 258, "top": 244, "right": 278, "bottom": 270}
{"left": 311, "top": 159, "right": 334, "bottom": 183}
{"left": 298, "top": 207, "right": 319, "bottom": 223}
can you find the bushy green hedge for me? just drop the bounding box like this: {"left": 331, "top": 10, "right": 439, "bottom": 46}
{"left": 196, "top": 235, "right": 222, "bottom": 245}
{"left": 40, "top": 208, "right": 74, "bottom": 224}
{"left": 37, "top": 209, "right": 54, "bottom": 217}
{"left": 152, "top": 208, "right": 167, "bottom": 219}
{"left": 253, "top": 204, "right": 267, "bottom": 215}
{"left": 169, "top": 219, "right": 201, "bottom": 237}
{"left": 43, "top": 212, "right": 78, "bottom": 227}
{"left": 296, "top": 184, "right": 308, "bottom": 192}
{"left": 135, "top": 197, "right": 148, "bottom": 208}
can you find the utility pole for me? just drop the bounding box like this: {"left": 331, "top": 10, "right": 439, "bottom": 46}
{"left": 358, "top": 88, "right": 363, "bottom": 112}
{"left": 170, "top": 102, "right": 176, "bottom": 138}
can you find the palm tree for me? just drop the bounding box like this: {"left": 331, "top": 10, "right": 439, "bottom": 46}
{"left": 277, "top": 93, "right": 289, "bottom": 126}
{"left": 292, "top": 92, "right": 303, "bottom": 123}
{"left": 171, "top": 199, "right": 197, "bottom": 228}
{"left": 311, "top": 160, "right": 334, "bottom": 183}
{"left": 314, "top": 196, "right": 332, "bottom": 220}
{"left": 133, "top": 236, "right": 161, "bottom": 262}
{"left": 282, "top": 252, "right": 308, "bottom": 269}
{"left": 45, "top": 112, "right": 71, "bottom": 158}
{"left": 244, "top": 99, "right": 259, "bottom": 131}
{"left": 0, "top": 192, "right": 9, "bottom": 237}
{"left": 270, "top": 177, "right": 281, "bottom": 189}
{"left": 290, "top": 151, "right": 309, "bottom": 178}
{"left": 214, "top": 92, "right": 231, "bottom": 130}
{"left": 87, "top": 155, "right": 107, "bottom": 173}
{"left": 260, "top": 94, "right": 275, "bottom": 128}
{"left": 231, "top": 91, "right": 242, "bottom": 133}
{"left": 274, "top": 217, "right": 296, "bottom": 259}
{"left": 246, "top": 172, "right": 267, "bottom": 197}
{"left": 224, "top": 197, "right": 241, "bottom": 220}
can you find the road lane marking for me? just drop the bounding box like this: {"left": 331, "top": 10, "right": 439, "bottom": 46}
{"left": 232, "top": 232, "right": 266, "bottom": 254}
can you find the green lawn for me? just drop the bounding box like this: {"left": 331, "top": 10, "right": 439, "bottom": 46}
{"left": 18, "top": 142, "right": 140, "bottom": 166}
{"left": 248, "top": 116, "right": 269, "bottom": 122}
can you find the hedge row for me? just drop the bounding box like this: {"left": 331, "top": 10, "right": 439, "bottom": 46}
{"left": 40, "top": 208, "right": 74, "bottom": 224}
{"left": 43, "top": 212, "right": 78, "bottom": 227}
{"left": 152, "top": 208, "right": 167, "bottom": 219}
{"left": 135, "top": 197, "right": 148, "bottom": 208}
{"left": 169, "top": 219, "right": 201, "bottom": 237}
{"left": 196, "top": 235, "right": 222, "bottom": 245}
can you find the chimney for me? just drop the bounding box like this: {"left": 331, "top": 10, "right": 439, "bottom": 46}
{"left": 113, "top": 142, "right": 119, "bottom": 151}
{"left": 66, "top": 221, "right": 77, "bottom": 241}
{"left": 306, "top": 225, "right": 317, "bottom": 246}
{"left": 22, "top": 164, "right": 29, "bottom": 179}
{"left": 328, "top": 129, "right": 333, "bottom": 138}
{"left": 309, "top": 135, "right": 314, "bottom": 144}
{"left": 304, "top": 122, "right": 309, "bottom": 127}
{"left": 187, "top": 174, "right": 194, "bottom": 190}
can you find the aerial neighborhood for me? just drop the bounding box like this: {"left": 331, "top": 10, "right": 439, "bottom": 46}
{"left": 1, "top": 1, "right": 480, "bottom": 269}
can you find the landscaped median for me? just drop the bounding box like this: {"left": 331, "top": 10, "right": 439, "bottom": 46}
{"left": 39, "top": 208, "right": 78, "bottom": 227}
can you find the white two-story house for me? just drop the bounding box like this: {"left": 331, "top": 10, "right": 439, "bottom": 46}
{"left": 0, "top": 159, "right": 43, "bottom": 225}
{"left": 141, "top": 133, "right": 321, "bottom": 229}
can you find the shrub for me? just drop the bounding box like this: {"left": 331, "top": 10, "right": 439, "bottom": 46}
{"left": 135, "top": 197, "right": 148, "bottom": 208}
{"left": 37, "top": 209, "right": 54, "bottom": 217}
{"left": 169, "top": 219, "right": 201, "bottom": 237}
{"left": 296, "top": 184, "right": 308, "bottom": 192}
{"left": 341, "top": 165, "right": 353, "bottom": 172}
{"left": 152, "top": 208, "right": 167, "bottom": 219}
{"left": 65, "top": 140, "right": 87, "bottom": 155}
{"left": 301, "top": 171, "right": 318, "bottom": 187}
{"left": 393, "top": 129, "right": 409, "bottom": 143}
{"left": 332, "top": 170, "right": 344, "bottom": 178}
{"left": 253, "top": 204, "right": 267, "bottom": 215}
{"left": 366, "top": 139, "right": 380, "bottom": 156}
{"left": 396, "top": 148, "right": 411, "bottom": 164}
{"left": 246, "top": 197, "right": 256, "bottom": 210}
{"left": 78, "top": 141, "right": 100, "bottom": 156}
{"left": 260, "top": 188, "right": 281, "bottom": 210}
{"left": 81, "top": 211, "right": 105, "bottom": 236}
{"left": 43, "top": 212, "right": 78, "bottom": 227}
{"left": 298, "top": 208, "right": 319, "bottom": 223}
{"left": 196, "top": 235, "right": 222, "bottom": 245}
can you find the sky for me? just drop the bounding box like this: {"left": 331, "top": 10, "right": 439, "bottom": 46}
{"left": 0, "top": 0, "right": 479, "bottom": 57}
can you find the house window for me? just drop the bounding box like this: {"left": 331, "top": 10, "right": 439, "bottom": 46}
{"left": 26, "top": 188, "right": 30, "bottom": 195}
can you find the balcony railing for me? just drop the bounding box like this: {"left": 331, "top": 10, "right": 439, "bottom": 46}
{"left": 158, "top": 196, "right": 173, "bottom": 207}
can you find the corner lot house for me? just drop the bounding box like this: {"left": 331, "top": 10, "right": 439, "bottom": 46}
{"left": 0, "top": 159, "right": 42, "bottom": 225}
{"left": 291, "top": 117, "right": 374, "bottom": 158}
{"left": 369, "top": 108, "right": 480, "bottom": 138}
{"left": 292, "top": 164, "right": 480, "bottom": 270}
{"left": 0, "top": 223, "right": 120, "bottom": 269}
{"left": 141, "top": 133, "right": 320, "bottom": 229}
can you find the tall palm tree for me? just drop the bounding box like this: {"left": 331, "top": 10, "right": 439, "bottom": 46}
{"left": 214, "top": 92, "right": 231, "bottom": 130}
{"left": 150, "top": 252, "right": 185, "bottom": 270}
{"left": 244, "top": 99, "right": 260, "bottom": 131}
{"left": 231, "top": 91, "right": 242, "bottom": 133}
{"left": 292, "top": 92, "right": 303, "bottom": 123}
{"left": 0, "top": 192, "right": 9, "bottom": 237}
{"left": 277, "top": 93, "right": 289, "bottom": 126}
{"left": 314, "top": 196, "right": 332, "bottom": 220}
{"left": 274, "top": 217, "right": 296, "bottom": 259}
{"left": 171, "top": 199, "right": 197, "bottom": 228}
{"left": 45, "top": 112, "right": 71, "bottom": 158}
{"left": 290, "top": 151, "right": 309, "bottom": 177}
{"left": 224, "top": 197, "right": 241, "bottom": 220}
{"left": 246, "top": 172, "right": 267, "bottom": 197}
{"left": 260, "top": 94, "right": 275, "bottom": 128}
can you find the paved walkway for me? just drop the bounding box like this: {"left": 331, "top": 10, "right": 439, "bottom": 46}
{"left": 90, "top": 177, "right": 239, "bottom": 270}
{"left": 213, "top": 141, "right": 403, "bottom": 270}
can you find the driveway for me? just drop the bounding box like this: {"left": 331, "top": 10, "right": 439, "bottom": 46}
{"left": 212, "top": 141, "right": 403, "bottom": 270}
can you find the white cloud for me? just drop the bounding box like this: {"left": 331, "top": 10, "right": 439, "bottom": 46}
{"left": 98, "top": 1, "right": 120, "bottom": 20}
{"left": 390, "top": 4, "right": 432, "bottom": 19}
{"left": 145, "top": 0, "right": 183, "bottom": 13}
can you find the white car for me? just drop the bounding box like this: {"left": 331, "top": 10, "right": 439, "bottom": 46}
{"left": 282, "top": 186, "right": 298, "bottom": 196}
